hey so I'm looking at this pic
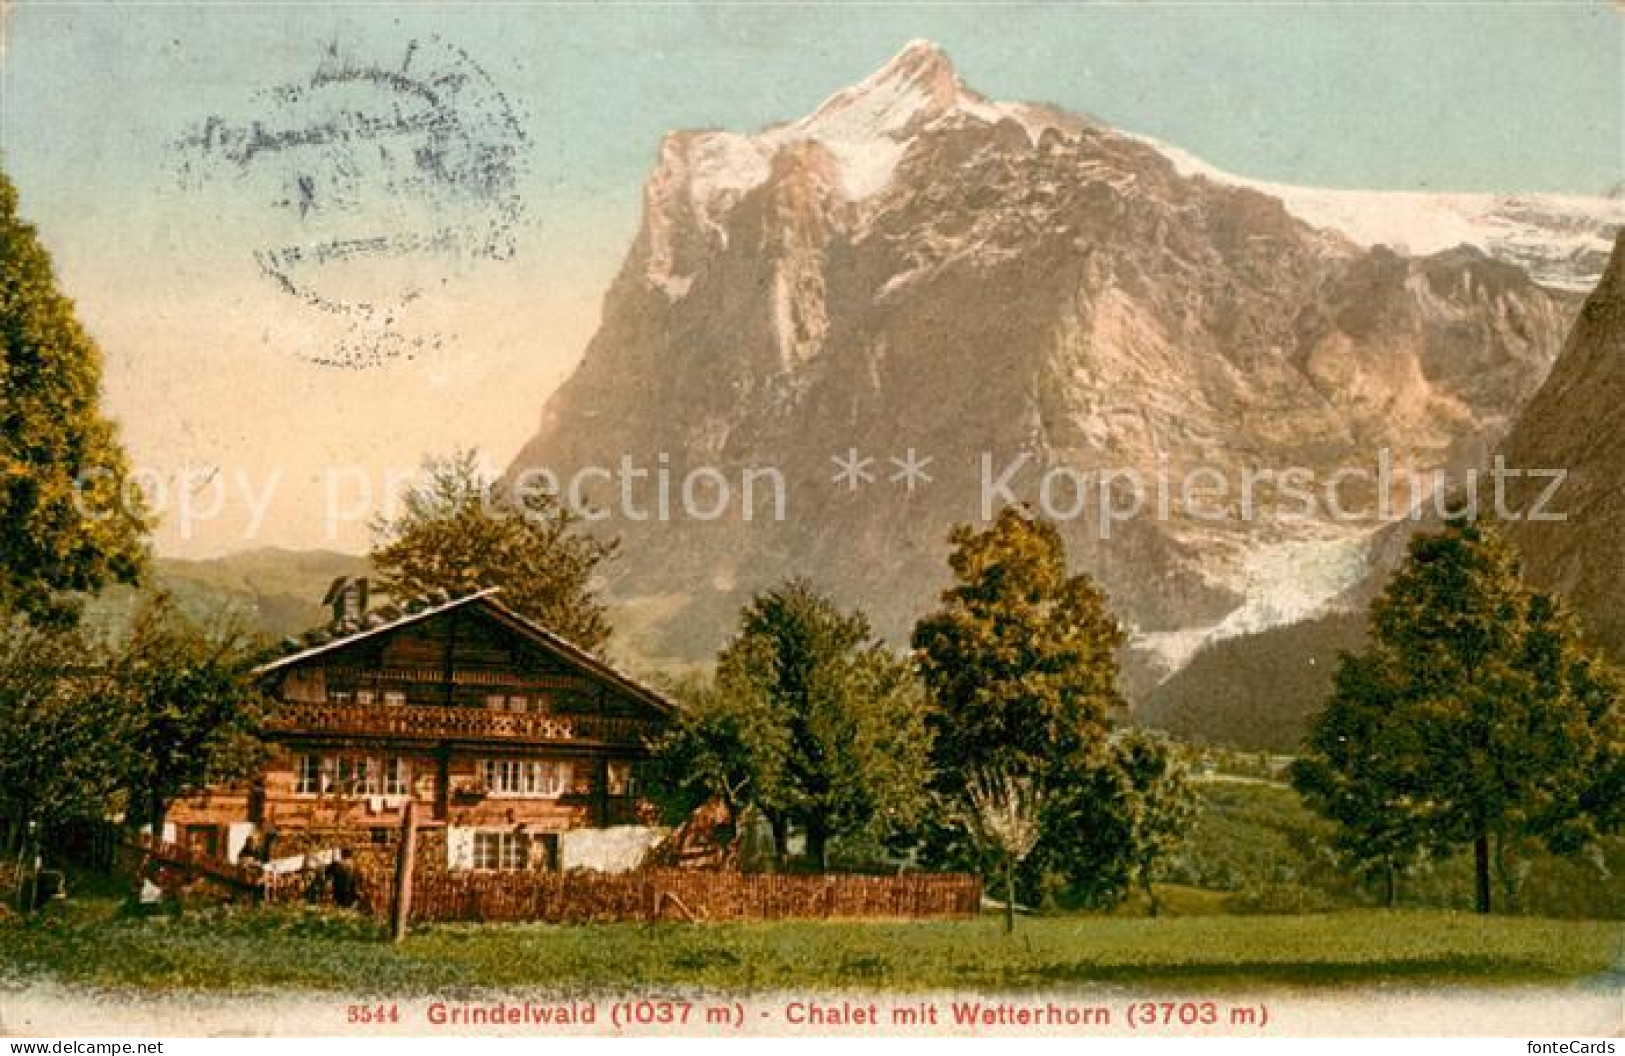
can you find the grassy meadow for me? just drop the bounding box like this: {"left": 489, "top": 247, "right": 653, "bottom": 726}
{"left": 0, "top": 898, "right": 1619, "bottom": 994}
{"left": 2, "top": 777, "right": 1619, "bottom": 995}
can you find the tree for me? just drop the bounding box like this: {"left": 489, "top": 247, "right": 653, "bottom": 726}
{"left": 1108, "top": 731, "right": 1199, "bottom": 917}
{"left": 113, "top": 594, "right": 268, "bottom": 839}
{"left": 827, "top": 644, "right": 935, "bottom": 863}
{"left": 724, "top": 580, "right": 932, "bottom": 866}
{"left": 643, "top": 672, "right": 786, "bottom": 829}
{"left": 0, "top": 171, "right": 148, "bottom": 625}
{"left": 913, "top": 508, "right": 1123, "bottom": 781}
{"left": 1291, "top": 649, "right": 1434, "bottom": 907}
{"left": 1294, "top": 518, "right": 1623, "bottom": 913}
{"left": 960, "top": 770, "right": 1044, "bottom": 934}
{"left": 0, "top": 613, "right": 129, "bottom": 864}
{"left": 913, "top": 506, "right": 1132, "bottom": 904}
{"left": 647, "top": 580, "right": 933, "bottom": 868}
{"left": 371, "top": 449, "right": 617, "bottom": 653}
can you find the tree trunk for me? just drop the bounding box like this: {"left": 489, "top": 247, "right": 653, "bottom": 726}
{"left": 1384, "top": 861, "right": 1396, "bottom": 910}
{"left": 769, "top": 813, "right": 789, "bottom": 870}
{"left": 1003, "top": 857, "right": 1016, "bottom": 934}
{"left": 11, "top": 817, "right": 34, "bottom": 912}
{"left": 1144, "top": 873, "right": 1160, "bottom": 918}
{"left": 805, "top": 819, "right": 828, "bottom": 872}
{"left": 1493, "top": 830, "right": 1521, "bottom": 911}
{"left": 1473, "top": 831, "right": 1492, "bottom": 914}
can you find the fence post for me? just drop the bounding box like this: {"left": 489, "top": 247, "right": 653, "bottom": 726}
{"left": 391, "top": 800, "right": 418, "bottom": 943}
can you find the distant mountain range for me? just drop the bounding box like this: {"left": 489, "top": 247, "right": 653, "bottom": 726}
{"left": 83, "top": 548, "right": 369, "bottom": 644}
{"left": 507, "top": 40, "right": 1606, "bottom": 692}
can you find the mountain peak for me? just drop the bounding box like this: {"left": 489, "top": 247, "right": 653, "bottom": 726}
{"left": 797, "top": 39, "right": 977, "bottom": 143}
{"left": 878, "top": 39, "right": 959, "bottom": 89}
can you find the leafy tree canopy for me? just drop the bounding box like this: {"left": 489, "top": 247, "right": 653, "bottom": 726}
{"left": 0, "top": 172, "right": 148, "bottom": 625}
{"left": 1294, "top": 518, "right": 1624, "bottom": 913}
{"left": 648, "top": 579, "right": 933, "bottom": 868}
{"left": 0, "top": 612, "right": 128, "bottom": 847}
{"left": 371, "top": 449, "right": 617, "bottom": 653}
{"left": 113, "top": 593, "right": 269, "bottom": 836}
{"left": 913, "top": 506, "right": 1197, "bottom": 907}
{"left": 913, "top": 506, "right": 1124, "bottom": 782}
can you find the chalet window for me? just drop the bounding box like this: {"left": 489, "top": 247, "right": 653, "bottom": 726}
{"left": 481, "top": 759, "right": 572, "bottom": 797}
{"left": 382, "top": 690, "right": 406, "bottom": 707}
{"left": 335, "top": 756, "right": 378, "bottom": 795}
{"left": 298, "top": 754, "right": 404, "bottom": 797}
{"left": 472, "top": 831, "right": 555, "bottom": 871}
{"left": 507, "top": 695, "right": 528, "bottom": 712}
{"left": 485, "top": 694, "right": 506, "bottom": 710}
{"left": 296, "top": 755, "right": 323, "bottom": 795}
{"left": 473, "top": 832, "right": 520, "bottom": 870}
{"left": 330, "top": 690, "right": 353, "bottom": 705}
{"left": 482, "top": 759, "right": 522, "bottom": 794}
{"left": 383, "top": 757, "right": 410, "bottom": 797}
{"left": 355, "top": 689, "right": 375, "bottom": 705}
{"left": 538, "top": 761, "right": 571, "bottom": 797}
{"left": 607, "top": 760, "right": 634, "bottom": 797}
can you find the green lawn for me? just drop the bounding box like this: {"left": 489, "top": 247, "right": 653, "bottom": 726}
{"left": 1, "top": 898, "right": 1619, "bottom": 994}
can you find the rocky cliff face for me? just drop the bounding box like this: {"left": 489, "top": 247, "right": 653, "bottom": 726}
{"left": 1500, "top": 232, "right": 1625, "bottom": 662}
{"left": 510, "top": 41, "right": 1589, "bottom": 676}
{"left": 1144, "top": 234, "right": 1625, "bottom": 747}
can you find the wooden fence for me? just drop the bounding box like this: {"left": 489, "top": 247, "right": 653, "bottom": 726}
{"left": 114, "top": 835, "right": 314, "bottom": 903}
{"left": 109, "top": 835, "right": 981, "bottom": 924}
{"left": 117, "top": 834, "right": 261, "bottom": 889}
{"left": 356, "top": 865, "right": 981, "bottom": 924}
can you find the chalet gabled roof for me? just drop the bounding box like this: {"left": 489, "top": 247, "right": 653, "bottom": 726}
{"left": 477, "top": 594, "right": 676, "bottom": 715}
{"left": 254, "top": 588, "right": 674, "bottom": 714}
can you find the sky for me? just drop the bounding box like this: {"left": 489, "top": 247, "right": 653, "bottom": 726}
{"left": 1, "top": 1, "right": 1620, "bottom": 558}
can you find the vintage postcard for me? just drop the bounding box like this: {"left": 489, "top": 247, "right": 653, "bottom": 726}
{"left": 0, "top": 1, "right": 1620, "bottom": 1045}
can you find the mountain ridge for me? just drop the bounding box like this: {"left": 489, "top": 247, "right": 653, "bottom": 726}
{"left": 1499, "top": 230, "right": 1625, "bottom": 661}
{"left": 510, "top": 40, "right": 1597, "bottom": 680}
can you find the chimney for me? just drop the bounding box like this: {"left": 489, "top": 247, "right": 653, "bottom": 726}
{"left": 322, "top": 576, "right": 370, "bottom": 625}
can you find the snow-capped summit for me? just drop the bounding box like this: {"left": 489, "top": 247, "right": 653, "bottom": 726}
{"left": 659, "top": 40, "right": 1059, "bottom": 223}
{"left": 660, "top": 41, "right": 1621, "bottom": 291}
{"left": 779, "top": 41, "right": 972, "bottom": 198}
{"left": 781, "top": 40, "right": 1062, "bottom": 199}
{"left": 797, "top": 39, "right": 970, "bottom": 138}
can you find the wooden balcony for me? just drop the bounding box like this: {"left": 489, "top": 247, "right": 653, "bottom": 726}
{"left": 321, "top": 666, "right": 608, "bottom": 693}
{"left": 266, "top": 702, "right": 661, "bottom": 747}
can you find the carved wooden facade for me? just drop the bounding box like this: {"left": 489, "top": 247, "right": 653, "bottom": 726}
{"left": 167, "top": 587, "right": 672, "bottom": 870}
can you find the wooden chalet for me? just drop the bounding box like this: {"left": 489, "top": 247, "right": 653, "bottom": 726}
{"left": 167, "top": 579, "right": 673, "bottom": 872}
